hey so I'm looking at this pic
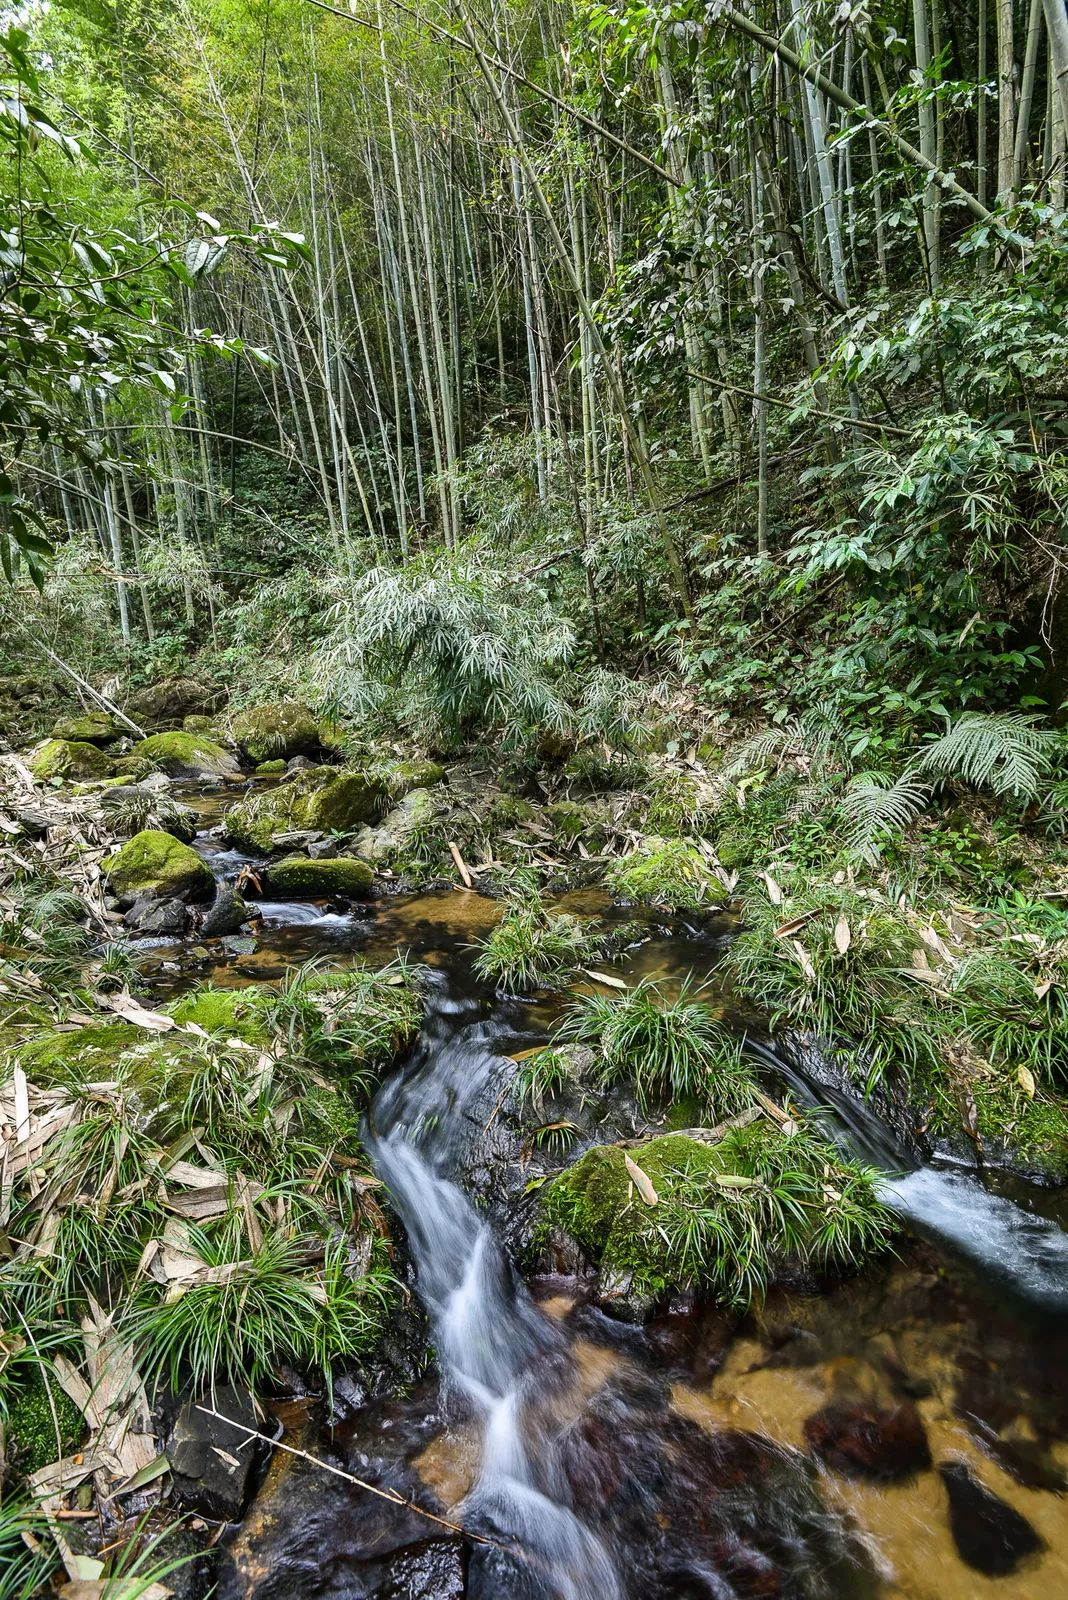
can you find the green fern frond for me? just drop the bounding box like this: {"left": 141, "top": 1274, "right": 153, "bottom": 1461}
{"left": 914, "top": 711, "right": 1058, "bottom": 799}
{"left": 841, "top": 772, "right": 930, "bottom": 862}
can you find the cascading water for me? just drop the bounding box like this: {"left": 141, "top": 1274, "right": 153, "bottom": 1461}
{"left": 746, "top": 1038, "right": 1068, "bottom": 1316}
{"left": 368, "top": 981, "right": 621, "bottom": 1600}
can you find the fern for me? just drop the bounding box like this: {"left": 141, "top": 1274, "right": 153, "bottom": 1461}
{"left": 914, "top": 711, "right": 1058, "bottom": 799}
{"left": 721, "top": 704, "right": 844, "bottom": 782}
{"left": 841, "top": 772, "right": 930, "bottom": 862}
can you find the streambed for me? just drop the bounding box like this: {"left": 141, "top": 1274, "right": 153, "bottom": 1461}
{"left": 142, "top": 786, "right": 1068, "bottom": 1599}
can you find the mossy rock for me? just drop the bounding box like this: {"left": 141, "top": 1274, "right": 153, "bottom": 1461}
{"left": 605, "top": 837, "right": 720, "bottom": 911}
{"left": 264, "top": 855, "right": 374, "bottom": 898}
{"left": 255, "top": 759, "right": 287, "bottom": 775}
{"left": 102, "top": 829, "right": 215, "bottom": 902}
{"left": 28, "top": 738, "right": 112, "bottom": 782}
{"left": 224, "top": 768, "right": 390, "bottom": 852}
{"left": 131, "top": 731, "right": 240, "bottom": 779}
{"left": 125, "top": 677, "right": 224, "bottom": 731}
{"left": 182, "top": 714, "right": 220, "bottom": 737}
{"left": 231, "top": 701, "right": 325, "bottom": 764}
{"left": 377, "top": 759, "right": 446, "bottom": 798}
{"left": 111, "top": 755, "right": 155, "bottom": 781}
{"left": 6, "top": 1372, "right": 85, "bottom": 1477}
{"left": 546, "top": 800, "right": 606, "bottom": 847}
{"left": 50, "top": 711, "right": 121, "bottom": 745}
{"left": 355, "top": 786, "right": 448, "bottom": 866}
{"left": 542, "top": 1126, "right": 891, "bottom": 1306}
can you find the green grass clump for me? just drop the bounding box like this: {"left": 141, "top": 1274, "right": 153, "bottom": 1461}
{"left": 512, "top": 1045, "right": 581, "bottom": 1111}
{"left": 474, "top": 896, "right": 600, "bottom": 992}
{"left": 542, "top": 1122, "right": 894, "bottom": 1309}
{"left": 556, "top": 978, "right": 758, "bottom": 1117}
{"left": 4, "top": 964, "right": 421, "bottom": 1396}
{"left": 605, "top": 837, "right": 720, "bottom": 911}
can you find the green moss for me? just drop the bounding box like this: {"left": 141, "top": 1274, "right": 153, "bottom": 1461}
{"left": 542, "top": 1122, "right": 895, "bottom": 1307}
{"left": 167, "top": 986, "right": 268, "bottom": 1045}
{"left": 6, "top": 1373, "right": 85, "bottom": 1477}
{"left": 111, "top": 756, "right": 154, "bottom": 780}
{"left": 605, "top": 837, "right": 720, "bottom": 911}
{"left": 224, "top": 767, "right": 389, "bottom": 852}
{"left": 376, "top": 758, "right": 445, "bottom": 798}
{"left": 28, "top": 739, "right": 112, "bottom": 781}
{"left": 546, "top": 800, "right": 606, "bottom": 847}
{"left": 102, "top": 829, "right": 215, "bottom": 901}
{"left": 17, "top": 1020, "right": 144, "bottom": 1083}
{"left": 255, "top": 759, "right": 287, "bottom": 775}
{"left": 231, "top": 701, "right": 323, "bottom": 763}
{"left": 265, "top": 855, "right": 374, "bottom": 897}
{"left": 131, "top": 731, "right": 239, "bottom": 778}
{"left": 50, "top": 711, "right": 120, "bottom": 745}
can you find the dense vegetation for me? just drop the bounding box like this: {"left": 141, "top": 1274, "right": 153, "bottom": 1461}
{"left": 3, "top": 0, "right": 1068, "bottom": 1586}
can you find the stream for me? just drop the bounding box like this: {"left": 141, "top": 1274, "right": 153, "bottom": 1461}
{"left": 146, "top": 785, "right": 1068, "bottom": 1599}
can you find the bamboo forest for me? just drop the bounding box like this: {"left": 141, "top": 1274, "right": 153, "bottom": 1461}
{"left": 4, "top": 0, "right": 1068, "bottom": 1593}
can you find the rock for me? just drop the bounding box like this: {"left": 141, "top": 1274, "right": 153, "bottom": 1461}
{"left": 354, "top": 786, "right": 447, "bottom": 866}
{"left": 285, "top": 754, "right": 317, "bottom": 772}
{"left": 224, "top": 767, "right": 390, "bottom": 853}
{"left": 111, "top": 756, "right": 155, "bottom": 781}
{"left": 50, "top": 710, "right": 121, "bottom": 745}
{"left": 200, "top": 884, "right": 248, "bottom": 937}
{"left": 123, "top": 895, "right": 190, "bottom": 935}
{"left": 940, "top": 1461, "right": 1043, "bottom": 1575}
{"left": 222, "top": 934, "right": 257, "bottom": 955}
{"left": 182, "top": 713, "right": 220, "bottom": 736}
{"left": 381, "top": 759, "right": 446, "bottom": 798}
{"left": 27, "top": 738, "right": 112, "bottom": 782}
{"left": 103, "top": 830, "right": 215, "bottom": 903}
{"left": 255, "top": 758, "right": 286, "bottom": 775}
{"left": 231, "top": 701, "right": 325, "bottom": 765}
{"left": 264, "top": 855, "right": 374, "bottom": 899}
{"left": 168, "top": 1384, "right": 268, "bottom": 1522}
{"left": 804, "top": 1400, "right": 932, "bottom": 1481}
{"left": 125, "top": 677, "right": 225, "bottom": 731}
{"left": 130, "top": 731, "right": 240, "bottom": 779}
{"left": 307, "top": 837, "right": 340, "bottom": 859}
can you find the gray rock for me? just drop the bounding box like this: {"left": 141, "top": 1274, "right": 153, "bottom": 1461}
{"left": 168, "top": 1384, "right": 268, "bottom": 1522}
{"left": 353, "top": 786, "right": 445, "bottom": 866}
{"left": 201, "top": 884, "right": 247, "bottom": 938}
{"left": 285, "top": 755, "right": 317, "bottom": 772}
{"left": 221, "top": 934, "right": 257, "bottom": 955}
{"left": 123, "top": 895, "right": 190, "bottom": 935}
{"left": 306, "top": 836, "right": 340, "bottom": 859}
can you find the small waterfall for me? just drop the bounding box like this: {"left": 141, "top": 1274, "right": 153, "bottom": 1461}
{"left": 369, "top": 982, "right": 621, "bottom": 1600}
{"left": 746, "top": 1038, "right": 1068, "bottom": 1316}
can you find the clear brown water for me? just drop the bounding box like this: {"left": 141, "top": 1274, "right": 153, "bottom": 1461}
{"left": 147, "top": 789, "right": 1068, "bottom": 1598}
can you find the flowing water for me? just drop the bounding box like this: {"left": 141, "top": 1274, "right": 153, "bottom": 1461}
{"left": 153, "top": 785, "right": 1068, "bottom": 1599}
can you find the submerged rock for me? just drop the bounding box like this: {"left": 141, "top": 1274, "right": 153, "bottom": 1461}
{"left": 264, "top": 855, "right": 374, "bottom": 899}
{"left": 231, "top": 701, "right": 331, "bottom": 765}
{"left": 803, "top": 1400, "right": 932, "bottom": 1482}
{"left": 103, "top": 829, "right": 215, "bottom": 903}
{"left": 28, "top": 738, "right": 112, "bottom": 781}
{"left": 131, "top": 730, "right": 240, "bottom": 779}
{"left": 224, "top": 767, "right": 390, "bottom": 852}
{"left": 940, "top": 1460, "right": 1043, "bottom": 1575}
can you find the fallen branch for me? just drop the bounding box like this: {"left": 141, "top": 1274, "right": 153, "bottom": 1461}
{"left": 193, "top": 1405, "right": 505, "bottom": 1549}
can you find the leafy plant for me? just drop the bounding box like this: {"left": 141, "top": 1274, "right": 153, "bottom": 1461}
{"left": 474, "top": 897, "right": 600, "bottom": 992}
{"left": 557, "top": 977, "right": 757, "bottom": 1116}
{"left": 915, "top": 712, "right": 1059, "bottom": 799}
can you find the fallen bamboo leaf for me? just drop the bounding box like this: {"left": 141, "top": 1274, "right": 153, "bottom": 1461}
{"left": 760, "top": 872, "right": 784, "bottom": 905}
{"left": 112, "top": 1453, "right": 170, "bottom": 1495}
{"left": 773, "top": 908, "right": 822, "bottom": 939}
{"left": 624, "top": 1155, "right": 658, "bottom": 1205}
{"left": 712, "top": 1173, "right": 760, "bottom": 1189}
{"left": 582, "top": 968, "right": 627, "bottom": 989}
{"left": 833, "top": 915, "right": 851, "bottom": 955}
{"left": 1017, "top": 1065, "right": 1036, "bottom": 1099}
{"left": 790, "top": 939, "right": 817, "bottom": 981}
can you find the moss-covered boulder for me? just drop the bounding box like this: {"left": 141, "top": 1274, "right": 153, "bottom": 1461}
{"left": 102, "top": 829, "right": 215, "bottom": 902}
{"left": 231, "top": 701, "right": 325, "bottom": 764}
{"left": 111, "top": 755, "right": 155, "bottom": 781}
{"left": 255, "top": 759, "right": 286, "bottom": 775}
{"left": 224, "top": 767, "right": 390, "bottom": 852}
{"left": 354, "top": 787, "right": 448, "bottom": 866}
{"left": 264, "top": 855, "right": 374, "bottom": 898}
{"left": 50, "top": 710, "right": 121, "bottom": 745}
{"left": 379, "top": 758, "right": 446, "bottom": 798}
{"left": 28, "top": 738, "right": 112, "bottom": 782}
{"left": 605, "top": 836, "right": 720, "bottom": 911}
{"left": 542, "top": 1125, "right": 893, "bottom": 1310}
{"left": 125, "top": 677, "right": 225, "bottom": 731}
{"left": 131, "top": 731, "right": 240, "bottom": 779}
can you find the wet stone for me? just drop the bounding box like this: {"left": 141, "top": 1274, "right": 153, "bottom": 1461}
{"left": 168, "top": 1384, "right": 268, "bottom": 1522}
{"left": 803, "top": 1399, "right": 932, "bottom": 1482}
{"left": 123, "top": 894, "right": 190, "bottom": 935}
{"left": 201, "top": 883, "right": 248, "bottom": 937}
{"left": 940, "top": 1460, "right": 1043, "bottom": 1576}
